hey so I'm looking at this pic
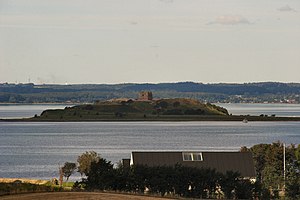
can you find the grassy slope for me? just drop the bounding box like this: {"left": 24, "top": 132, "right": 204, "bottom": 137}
{"left": 2, "top": 98, "right": 300, "bottom": 121}
{"left": 35, "top": 98, "right": 228, "bottom": 121}
{"left": 0, "top": 179, "right": 75, "bottom": 196}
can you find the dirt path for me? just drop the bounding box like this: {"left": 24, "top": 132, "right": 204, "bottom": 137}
{"left": 0, "top": 192, "right": 174, "bottom": 200}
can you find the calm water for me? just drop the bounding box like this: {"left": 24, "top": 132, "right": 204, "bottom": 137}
{"left": 0, "top": 104, "right": 73, "bottom": 119}
{"left": 0, "top": 104, "right": 299, "bottom": 180}
{"left": 217, "top": 103, "right": 300, "bottom": 117}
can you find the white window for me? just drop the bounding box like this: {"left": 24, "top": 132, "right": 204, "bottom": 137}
{"left": 183, "top": 153, "right": 193, "bottom": 161}
{"left": 182, "top": 152, "right": 203, "bottom": 161}
{"left": 193, "top": 153, "right": 203, "bottom": 161}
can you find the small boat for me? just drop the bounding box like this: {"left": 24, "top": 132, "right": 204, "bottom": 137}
{"left": 242, "top": 118, "right": 248, "bottom": 123}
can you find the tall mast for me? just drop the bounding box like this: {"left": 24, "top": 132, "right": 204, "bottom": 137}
{"left": 283, "top": 143, "right": 286, "bottom": 192}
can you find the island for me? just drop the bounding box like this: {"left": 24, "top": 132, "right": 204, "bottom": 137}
{"left": 2, "top": 91, "right": 300, "bottom": 122}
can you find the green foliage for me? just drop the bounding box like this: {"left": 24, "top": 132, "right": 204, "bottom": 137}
{"left": 219, "top": 171, "right": 240, "bottom": 199}
{"left": 285, "top": 144, "right": 300, "bottom": 199}
{"left": 37, "top": 98, "right": 229, "bottom": 121}
{"left": 61, "top": 162, "right": 77, "bottom": 181}
{"left": 285, "top": 165, "right": 300, "bottom": 199}
{"left": 0, "top": 182, "right": 56, "bottom": 195}
{"left": 81, "top": 161, "right": 255, "bottom": 199}
{"left": 62, "top": 181, "right": 74, "bottom": 187}
{"left": 295, "top": 144, "right": 300, "bottom": 165}
{"left": 71, "top": 143, "right": 300, "bottom": 199}
{"left": 77, "top": 151, "right": 100, "bottom": 176}
{"left": 72, "top": 181, "right": 84, "bottom": 191}
{"left": 156, "top": 101, "right": 169, "bottom": 109}
{"left": 206, "top": 103, "right": 229, "bottom": 115}
{"left": 173, "top": 101, "right": 180, "bottom": 107}
{"left": 249, "top": 142, "right": 300, "bottom": 199}
{"left": 85, "top": 158, "right": 115, "bottom": 190}
{"left": 183, "top": 109, "right": 204, "bottom": 115}
{"left": 163, "top": 109, "right": 183, "bottom": 115}
{"left": 2, "top": 82, "right": 300, "bottom": 103}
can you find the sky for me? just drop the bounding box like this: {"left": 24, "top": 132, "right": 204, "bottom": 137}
{"left": 0, "top": 0, "right": 299, "bottom": 84}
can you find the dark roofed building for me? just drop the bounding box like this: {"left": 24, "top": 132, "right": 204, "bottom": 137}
{"left": 130, "top": 151, "right": 256, "bottom": 179}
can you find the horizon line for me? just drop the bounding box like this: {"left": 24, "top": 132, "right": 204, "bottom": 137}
{"left": 1, "top": 81, "right": 300, "bottom": 85}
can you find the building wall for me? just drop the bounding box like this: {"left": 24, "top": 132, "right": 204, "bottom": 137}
{"left": 138, "top": 91, "right": 153, "bottom": 101}
{"left": 131, "top": 151, "right": 256, "bottom": 178}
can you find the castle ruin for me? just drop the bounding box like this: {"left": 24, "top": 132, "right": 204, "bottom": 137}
{"left": 138, "top": 91, "right": 153, "bottom": 101}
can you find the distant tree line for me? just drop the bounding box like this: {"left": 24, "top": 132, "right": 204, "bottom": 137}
{"left": 1, "top": 82, "right": 300, "bottom": 103}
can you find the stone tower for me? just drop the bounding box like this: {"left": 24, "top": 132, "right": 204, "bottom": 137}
{"left": 138, "top": 91, "right": 153, "bottom": 101}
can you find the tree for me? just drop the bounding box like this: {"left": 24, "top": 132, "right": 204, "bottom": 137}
{"left": 62, "top": 162, "right": 77, "bottom": 182}
{"left": 77, "top": 151, "right": 100, "bottom": 176}
{"left": 250, "top": 142, "right": 300, "bottom": 199}
{"left": 85, "top": 158, "right": 115, "bottom": 190}
{"left": 173, "top": 101, "right": 180, "bottom": 107}
{"left": 220, "top": 171, "right": 240, "bottom": 199}
{"left": 285, "top": 162, "right": 300, "bottom": 199}
{"left": 285, "top": 144, "right": 300, "bottom": 199}
{"left": 156, "top": 101, "right": 168, "bottom": 109}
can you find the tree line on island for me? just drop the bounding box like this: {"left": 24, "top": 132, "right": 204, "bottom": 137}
{"left": 59, "top": 142, "right": 300, "bottom": 199}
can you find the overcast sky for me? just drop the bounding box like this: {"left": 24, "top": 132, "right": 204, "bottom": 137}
{"left": 0, "top": 0, "right": 299, "bottom": 84}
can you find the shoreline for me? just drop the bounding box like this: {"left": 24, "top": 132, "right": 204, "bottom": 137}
{"left": 0, "top": 103, "right": 78, "bottom": 105}
{"left": 1, "top": 102, "right": 300, "bottom": 105}
{"left": 2, "top": 115, "right": 300, "bottom": 122}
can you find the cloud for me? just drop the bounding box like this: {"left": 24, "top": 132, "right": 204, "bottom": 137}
{"left": 208, "top": 15, "right": 251, "bottom": 25}
{"left": 277, "top": 5, "right": 296, "bottom": 12}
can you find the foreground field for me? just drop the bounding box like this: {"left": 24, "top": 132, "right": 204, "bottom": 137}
{"left": 0, "top": 192, "right": 173, "bottom": 200}
{"left": 0, "top": 178, "right": 48, "bottom": 185}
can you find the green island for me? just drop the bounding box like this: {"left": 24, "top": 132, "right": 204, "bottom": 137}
{"left": 2, "top": 92, "right": 300, "bottom": 122}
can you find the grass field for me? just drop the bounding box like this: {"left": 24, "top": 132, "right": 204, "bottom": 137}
{"left": 0, "top": 179, "right": 175, "bottom": 200}
{"left": 0, "top": 179, "right": 48, "bottom": 185}
{"left": 0, "top": 179, "right": 73, "bottom": 196}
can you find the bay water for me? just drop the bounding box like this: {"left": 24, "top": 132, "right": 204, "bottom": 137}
{"left": 0, "top": 104, "right": 299, "bottom": 180}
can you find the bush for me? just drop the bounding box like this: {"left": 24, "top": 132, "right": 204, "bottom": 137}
{"left": 163, "top": 109, "right": 183, "bottom": 115}
{"left": 82, "top": 163, "right": 255, "bottom": 199}
{"left": 0, "top": 182, "right": 53, "bottom": 195}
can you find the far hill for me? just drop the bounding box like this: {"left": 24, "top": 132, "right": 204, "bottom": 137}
{"left": 1, "top": 82, "right": 300, "bottom": 103}
{"left": 4, "top": 96, "right": 300, "bottom": 121}
{"left": 36, "top": 98, "right": 229, "bottom": 121}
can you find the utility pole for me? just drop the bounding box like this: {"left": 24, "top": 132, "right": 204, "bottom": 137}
{"left": 59, "top": 165, "right": 63, "bottom": 187}
{"left": 283, "top": 143, "right": 286, "bottom": 196}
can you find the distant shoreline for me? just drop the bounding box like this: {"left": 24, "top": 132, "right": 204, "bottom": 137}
{"left": 0, "top": 103, "right": 77, "bottom": 105}
{"left": 2, "top": 115, "right": 300, "bottom": 122}
{"left": 1, "top": 82, "right": 300, "bottom": 104}
{"left": 1, "top": 102, "right": 300, "bottom": 105}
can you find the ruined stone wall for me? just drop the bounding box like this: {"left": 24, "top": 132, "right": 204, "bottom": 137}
{"left": 138, "top": 91, "right": 153, "bottom": 101}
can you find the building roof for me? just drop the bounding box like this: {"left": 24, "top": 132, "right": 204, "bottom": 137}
{"left": 131, "top": 151, "right": 256, "bottom": 178}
